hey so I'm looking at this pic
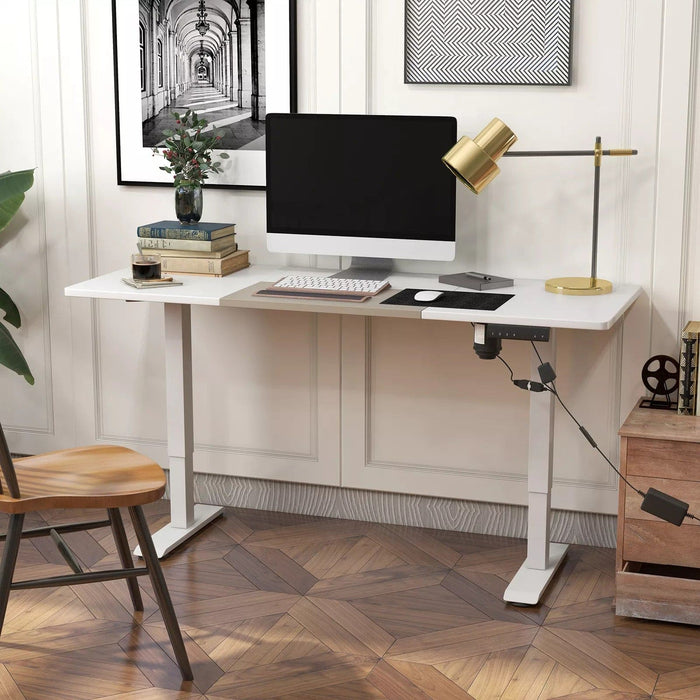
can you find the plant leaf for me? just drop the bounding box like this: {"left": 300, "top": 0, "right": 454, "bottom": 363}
{"left": 0, "top": 287, "right": 21, "bottom": 328}
{"left": 0, "top": 321, "right": 33, "bottom": 384}
{"left": 0, "top": 194, "right": 25, "bottom": 233}
{"left": 0, "top": 169, "right": 34, "bottom": 202}
{"left": 0, "top": 169, "right": 34, "bottom": 233}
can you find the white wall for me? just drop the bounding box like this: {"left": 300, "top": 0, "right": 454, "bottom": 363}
{"left": 2, "top": 0, "right": 697, "bottom": 518}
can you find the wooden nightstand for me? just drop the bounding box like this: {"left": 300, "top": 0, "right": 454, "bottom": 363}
{"left": 616, "top": 400, "right": 700, "bottom": 624}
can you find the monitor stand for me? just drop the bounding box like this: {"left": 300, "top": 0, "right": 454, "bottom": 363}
{"left": 330, "top": 257, "right": 394, "bottom": 280}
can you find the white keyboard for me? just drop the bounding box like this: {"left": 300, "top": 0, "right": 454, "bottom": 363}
{"left": 270, "top": 275, "right": 390, "bottom": 296}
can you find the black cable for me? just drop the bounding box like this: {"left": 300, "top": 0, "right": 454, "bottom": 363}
{"left": 497, "top": 346, "right": 699, "bottom": 523}
{"left": 544, "top": 384, "right": 646, "bottom": 498}
{"left": 528, "top": 340, "right": 644, "bottom": 495}
{"left": 530, "top": 340, "right": 545, "bottom": 367}
{"left": 497, "top": 354, "right": 515, "bottom": 381}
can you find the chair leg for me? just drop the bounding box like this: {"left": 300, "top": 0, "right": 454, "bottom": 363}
{"left": 108, "top": 508, "right": 143, "bottom": 612}
{"left": 0, "top": 513, "right": 24, "bottom": 636}
{"left": 129, "top": 506, "right": 192, "bottom": 681}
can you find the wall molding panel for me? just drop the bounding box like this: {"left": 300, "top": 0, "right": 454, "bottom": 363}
{"left": 2, "top": 0, "right": 97, "bottom": 453}
{"left": 650, "top": 0, "right": 696, "bottom": 357}
{"left": 688, "top": 2, "right": 700, "bottom": 322}
{"left": 93, "top": 308, "right": 342, "bottom": 488}
{"left": 681, "top": 1, "right": 700, "bottom": 322}
{"left": 343, "top": 315, "right": 623, "bottom": 515}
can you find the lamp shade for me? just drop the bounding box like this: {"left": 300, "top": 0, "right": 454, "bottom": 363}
{"left": 442, "top": 118, "right": 517, "bottom": 194}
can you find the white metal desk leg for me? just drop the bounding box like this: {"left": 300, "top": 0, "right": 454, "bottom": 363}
{"left": 504, "top": 330, "right": 568, "bottom": 604}
{"left": 134, "top": 303, "right": 222, "bottom": 558}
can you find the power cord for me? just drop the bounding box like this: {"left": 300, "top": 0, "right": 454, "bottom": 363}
{"left": 497, "top": 354, "right": 515, "bottom": 381}
{"left": 497, "top": 341, "right": 698, "bottom": 525}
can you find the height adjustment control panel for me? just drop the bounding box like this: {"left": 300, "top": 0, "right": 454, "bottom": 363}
{"left": 485, "top": 324, "right": 550, "bottom": 342}
{"left": 473, "top": 323, "right": 551, "bottom": 360}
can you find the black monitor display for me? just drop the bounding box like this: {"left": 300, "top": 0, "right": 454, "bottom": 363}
{"left": 266, "top": 114, "right": 456, "bottom": 244}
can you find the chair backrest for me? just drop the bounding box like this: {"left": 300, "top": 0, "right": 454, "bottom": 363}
{"left": 0, "top": 424, "right": 21, "bottom": 498}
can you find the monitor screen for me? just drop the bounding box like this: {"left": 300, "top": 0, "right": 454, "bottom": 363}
{"left": 266, "top": 113, "right": 457, "bottom": 261}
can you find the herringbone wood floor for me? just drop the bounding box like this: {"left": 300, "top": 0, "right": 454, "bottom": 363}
{"left": 0, "top": 503, "right": 697, "bottom": 699}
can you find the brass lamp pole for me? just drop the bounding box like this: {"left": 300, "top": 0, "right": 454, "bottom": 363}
{"left": 442, "top": 119, "right": 637, "bottom": 295}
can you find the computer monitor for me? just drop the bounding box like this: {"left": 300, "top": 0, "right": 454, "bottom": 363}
{"left": 265, "top": 113, "right": 456, "bottom": 275}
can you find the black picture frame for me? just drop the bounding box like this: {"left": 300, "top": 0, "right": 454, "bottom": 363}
{"left": 112, "top": 0, "right": 298, "bottom": 190}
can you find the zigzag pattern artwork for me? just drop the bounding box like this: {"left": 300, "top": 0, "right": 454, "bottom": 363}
{"left": 405, "top": 0, "right": 573, "bottom": 85}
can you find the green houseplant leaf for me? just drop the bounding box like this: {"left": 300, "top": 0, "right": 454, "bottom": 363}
{"left": 0, "top": 169, "right": 34, "bottom": 232}
{"left": 0, "top": 168, "right": 35, "bottom": 383}
{"left": 0, "top": 322, "right": 33, "bottom": 384}
{"left": 0, "top": 287, "right": 21, "bottom": 328}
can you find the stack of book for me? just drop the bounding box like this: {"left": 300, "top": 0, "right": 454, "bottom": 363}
{"left": 678, "top": 320, "right": 700, "bottom": 414}
{"left": 137, "top": 220, "right": 249, "bottom": 277}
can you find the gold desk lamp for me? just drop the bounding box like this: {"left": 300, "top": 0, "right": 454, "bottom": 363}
{"left": 442, "top": 118, "right": 637, "bottom": 295}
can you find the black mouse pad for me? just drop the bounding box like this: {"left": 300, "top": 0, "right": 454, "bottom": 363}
{"left": 381, "top": 288, "right": 513, "bottom": 311}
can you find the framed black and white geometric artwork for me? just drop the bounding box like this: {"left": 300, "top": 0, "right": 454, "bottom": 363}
{"left": 405, "top": 0, "right": 573, "bottom": 86}
{"left": 112, "top": 0, "right": 297, "bottom": 189}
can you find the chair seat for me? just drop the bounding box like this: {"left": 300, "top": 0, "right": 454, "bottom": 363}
{"left": 0, "top": 445, "right": 166, "bottom": 513}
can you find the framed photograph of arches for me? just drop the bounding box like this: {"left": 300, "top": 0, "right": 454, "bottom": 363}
{"left": 112, "top": 0, "right": 297, "bottom": 189}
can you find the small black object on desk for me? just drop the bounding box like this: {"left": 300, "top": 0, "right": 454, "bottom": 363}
{"left": 439, "top": 271, "right": 513, "bottom": 291}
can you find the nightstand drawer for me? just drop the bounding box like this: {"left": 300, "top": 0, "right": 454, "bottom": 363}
{"left": 623, "top": 477, "right": 700, "bottom": 524}
{"left": 616, "top": 563, "right": 700, "bottom": 625}
{"left": 623, "top": 518, "right": 698, "bottom": 567}
{"left": 626, "top": 438, "right": 700, "bottom": 479}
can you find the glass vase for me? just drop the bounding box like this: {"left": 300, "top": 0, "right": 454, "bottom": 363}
{"left": 175, "top": 182, "right": 203, "bottom": 223}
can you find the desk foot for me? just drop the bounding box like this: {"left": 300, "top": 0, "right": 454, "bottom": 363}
{"left": 503, "top": 542, "right": 569, "bottom": 605}
{"left": 134, "top": 503, "right": 224, "bottom": 559}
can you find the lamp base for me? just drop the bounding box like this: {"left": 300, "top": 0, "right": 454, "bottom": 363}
{"left": 545, "top": 276, "right": 613, "bottom": 295}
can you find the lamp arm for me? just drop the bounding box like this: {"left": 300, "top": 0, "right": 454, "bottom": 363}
{"left": 502, "top": 142, "right": 636, "bottom": 283}
{"left": 503, "top": 149, "right": 637, "bottom": 157}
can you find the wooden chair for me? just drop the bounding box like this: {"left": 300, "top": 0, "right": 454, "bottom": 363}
{"left": 0, "top": 424, "right": 192, "bottom": 680}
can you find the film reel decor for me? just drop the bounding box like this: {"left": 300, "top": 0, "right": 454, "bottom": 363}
{"left": 640, "top": 354, "right": 680, "bottom": 410}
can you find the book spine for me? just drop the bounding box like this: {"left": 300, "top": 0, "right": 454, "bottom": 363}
{"left": 161, "top": 252, "right": 249, "bottom": 275}
{"left": 137, "top": 225, "right": 234, "bottom": 240}
{"left": 678, "top": 332, "right": 699, "bottom": 415}
{"left": 175, "top": 263, "right": 250, "bottom": 278}
{"left": 154, "top": 243, "right": 238, "bottom": 258}
{"left": 138, "top": 237, "right": 231, "bottom": 251}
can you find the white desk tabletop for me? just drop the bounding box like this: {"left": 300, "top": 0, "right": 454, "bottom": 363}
{"left": 65, "top": 266, "right": 642, "bottom": 331}
{"left": 419, "top": 278, "right": 642, "bottom": 330}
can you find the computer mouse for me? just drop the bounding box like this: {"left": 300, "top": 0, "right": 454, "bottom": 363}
{"left": 414, "top": 290, "right": 445, "bottom": 302}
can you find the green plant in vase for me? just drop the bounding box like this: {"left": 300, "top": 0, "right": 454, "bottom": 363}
{"left": 152, "top": 110, "right": 229, "bottom": 223}
{"left": 0, "top": 169, "right": 35, "bottom": 384}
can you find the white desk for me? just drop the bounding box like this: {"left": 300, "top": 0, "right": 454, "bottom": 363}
{"left": 66, "top": 266, "right": 641, "bottom": 605}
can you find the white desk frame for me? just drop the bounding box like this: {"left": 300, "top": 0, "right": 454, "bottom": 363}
{"left": 66, "top": 267, "right": 640, "bottom": 603}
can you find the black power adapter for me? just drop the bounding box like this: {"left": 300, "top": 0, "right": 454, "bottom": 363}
{"left": 641, "top": 488, "right": 689, "bottom": 526}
